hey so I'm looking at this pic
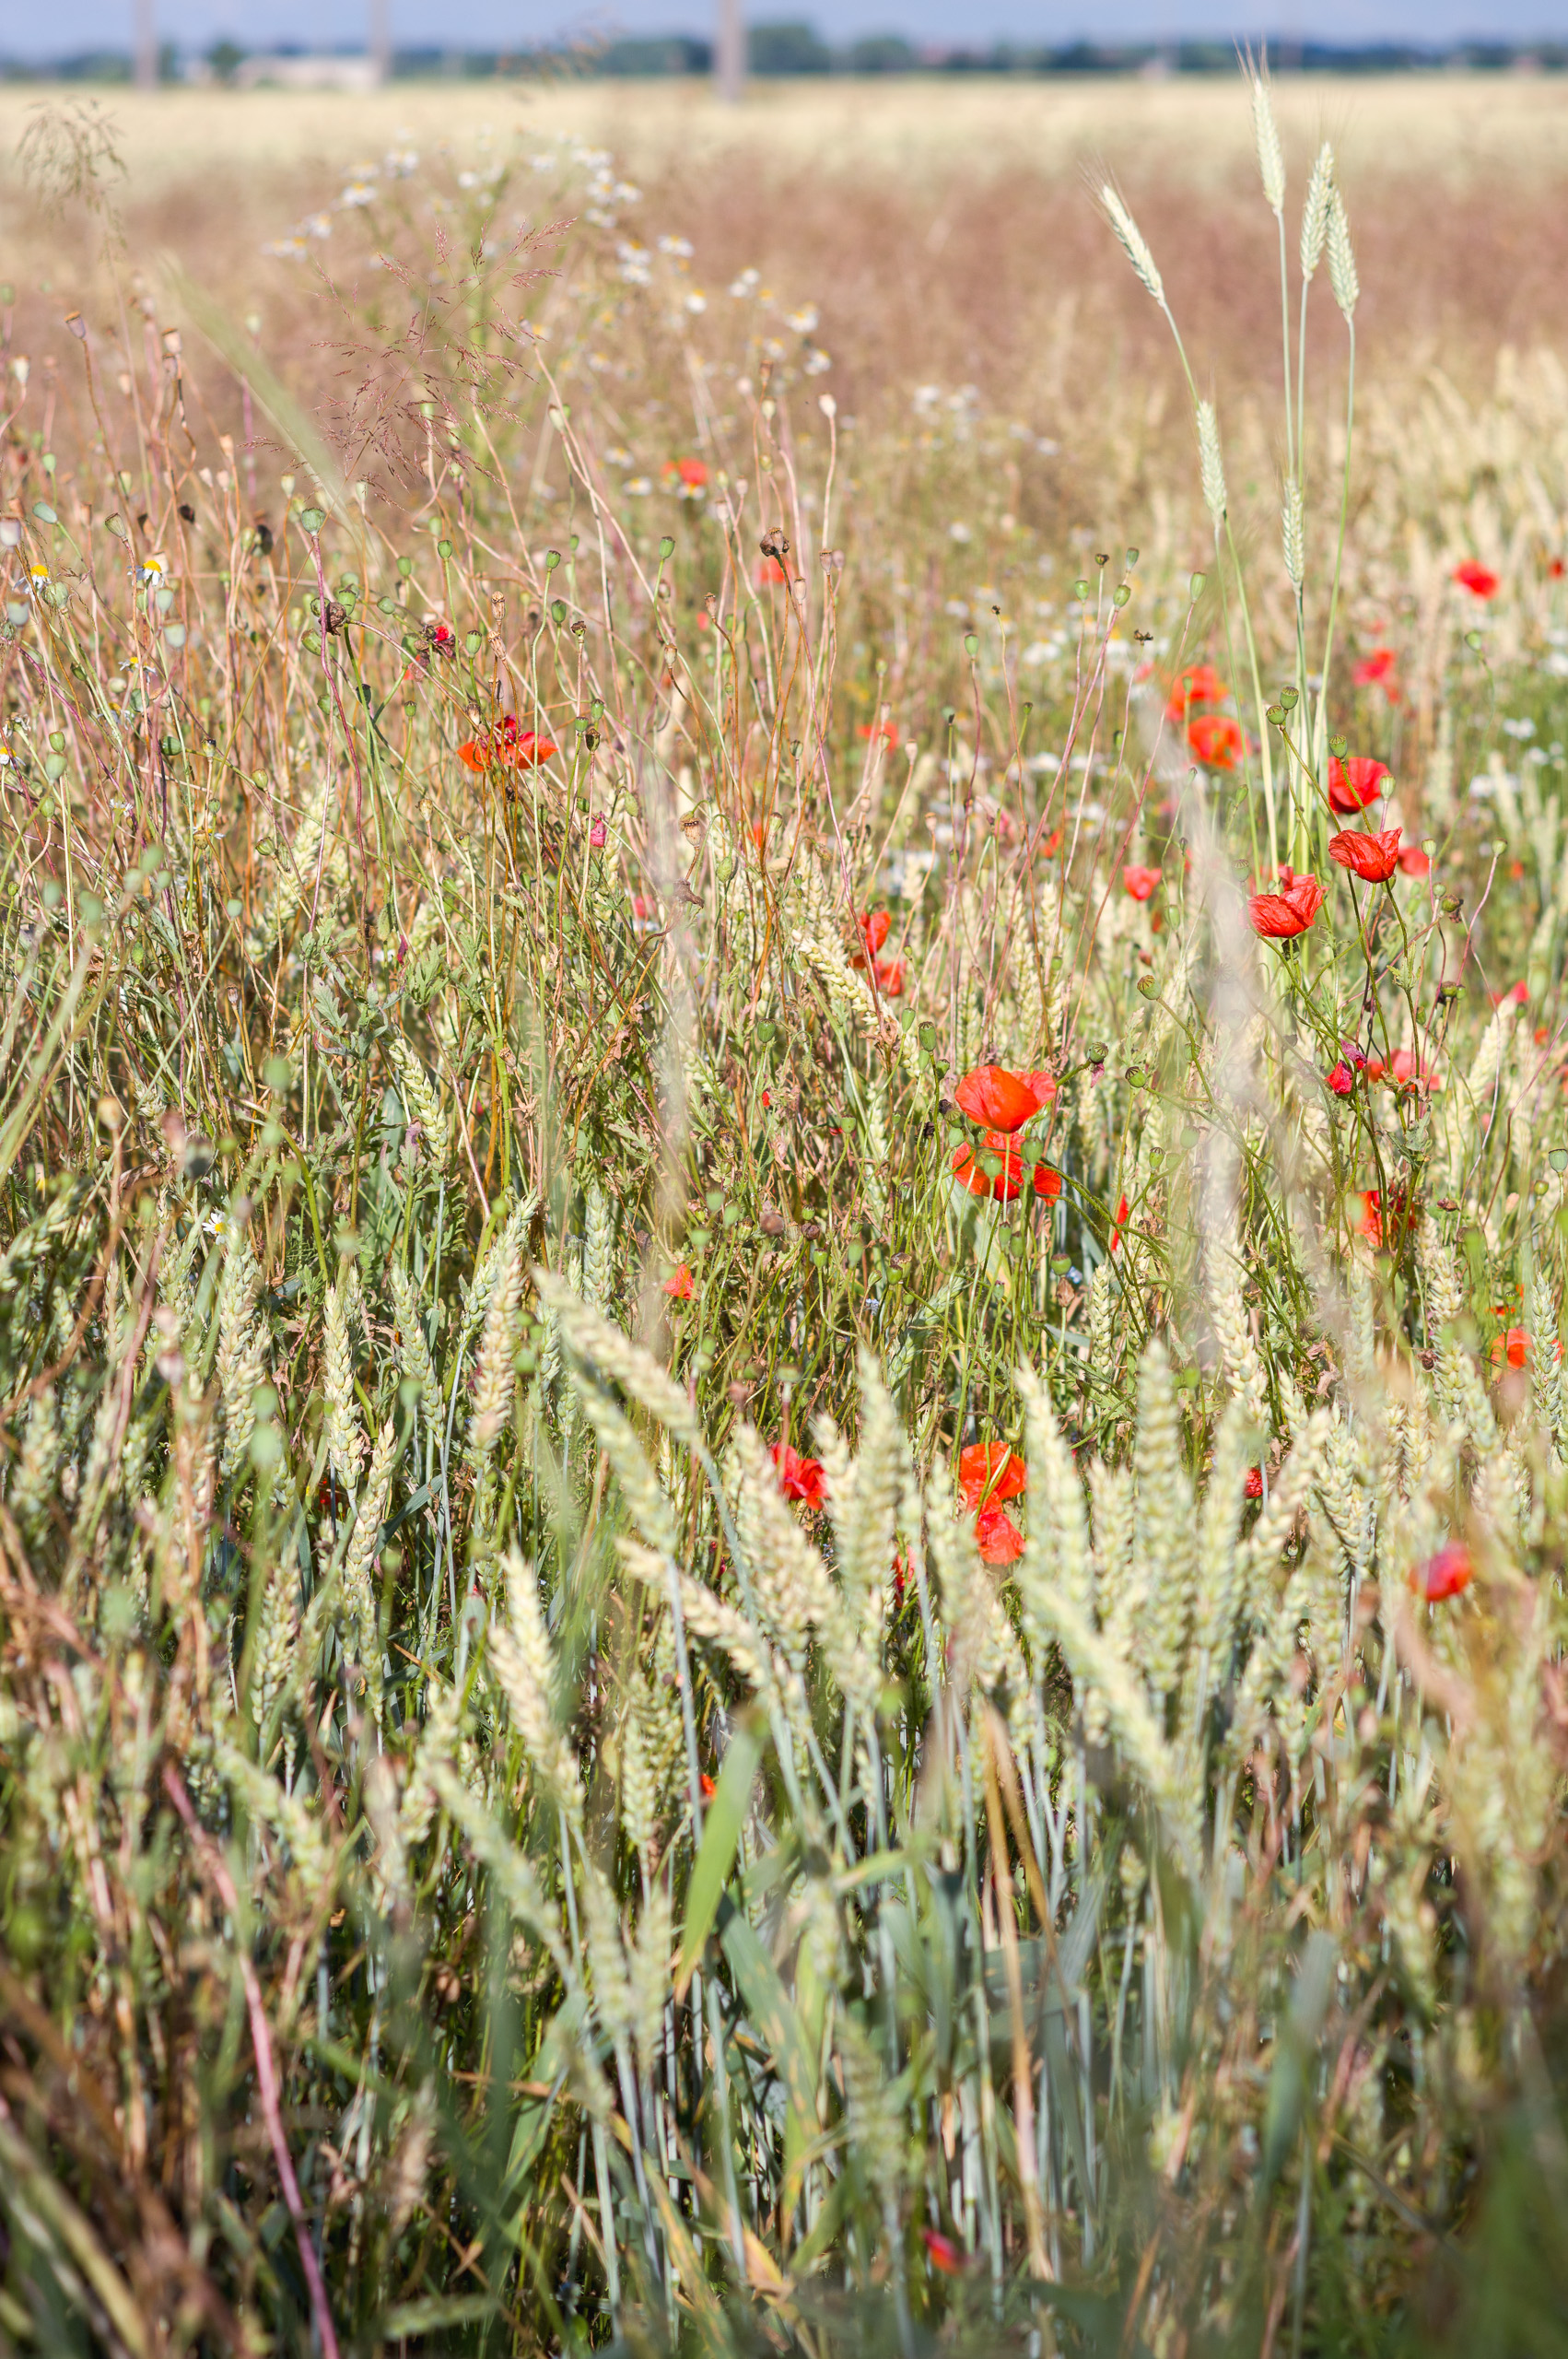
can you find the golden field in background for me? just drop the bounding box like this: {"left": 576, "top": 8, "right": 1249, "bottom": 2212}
{"left": 5, "top": 73, "right": 1568, "bottom": 403}
{"left": 2, "top": 70, "right": 1568, "bottom": 191}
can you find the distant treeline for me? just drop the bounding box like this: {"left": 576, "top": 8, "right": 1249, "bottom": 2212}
{"left": 6, "top": 28, "right": 1568, "bottom": 82}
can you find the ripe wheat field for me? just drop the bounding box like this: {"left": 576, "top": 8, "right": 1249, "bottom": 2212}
{"left": 5, "top": 64, "right": 1568, "bottom": 2359}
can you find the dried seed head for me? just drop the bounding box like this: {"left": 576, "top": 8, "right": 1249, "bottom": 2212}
{"left": 1327, "top": 188, "right": 1359, "bottom": 322}
{"left": 1197, "top": 399, "right": 1227, "bottom": 527}
{"left": 1282, "top": 478, "right": 1305, "bottom": 593}
{"left": 1249, "top": 67, "right": 1287, "bottom": 216}
{"left": 1100, "top": 185, "right": 1164, "bottom": 308}
{"left": 1300, "top": 142, "right": 1334, "bottom": 282}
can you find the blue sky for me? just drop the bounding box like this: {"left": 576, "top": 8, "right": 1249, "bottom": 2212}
{"left": 6, "top": 0, "right": 1565, "bottom": 57}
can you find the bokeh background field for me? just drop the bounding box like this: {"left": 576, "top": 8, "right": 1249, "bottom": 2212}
{"left": 10, "top": 72, "right": 1568, "bottom": 428}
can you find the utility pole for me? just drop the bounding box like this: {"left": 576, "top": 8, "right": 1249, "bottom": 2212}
{"left": 134, "top": 0, "right": 157, "bottom": 88}
{"left": 715, "top": 0, "right": 743, "bottom": 103}
{"left": 369, "top": 0, "right": 391, "bottom": 84}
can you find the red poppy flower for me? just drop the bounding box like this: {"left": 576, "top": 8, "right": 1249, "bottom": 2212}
{"left": 1033, "top": 1163, "right": 1062, "bottom": 1202}
{"left": 773, "top": 1443, "right": 826, "bottom": 1508}
{"left": 958, "top": 1443, "right": 1026, "bottom": 1508}
{"left": 1164, "top": 662, "right": 1228, "bottom": 722}
{"left": 1491, "top": 1326, "right": 1530, "bottom": 1369}
{"left": 1039, "top": 828, "right": 1063, "bottom": 858}
{"left": 1329, "top": 826, "right": 1402, "bottom": 884}
{"left": 1248, "top": 871, "right": 1325, "bottom": 939}
{"left": 1359, "top": 1190, "right": 1383, "bottom": 1246}
{"left": 954, "top": 1065, "right": 1047, "bottom": 1134}
{"left": 1188, "top": 713, "right": 1245, "bottom": 770}
{"left": 1326, "top": 1060, "right": 1355, "bottom": 1096}
{"left": 429, "top": 621, "right": 455, "bottom": 654}
{"left": 664, "top": 1264, "right": 695, "bottom": 1301}
{"left": 1244, "top": 1466, "right": 1264, "bottom": 1500}
{"left": 458, "top": 715, "right": 558, "bottom": 772}
{"left": 666, "top": 456, "right": 708, "bottom": 489}
{"left": 1109, "top": 1192, "right": 1130, "bottom": 1253}
{"left": 923, "top": 2228, "right": 965, "bottom": 2276}
{"left": 1352, "top": 646, "right": 1402, "bottom": 702}
{"left": 1410, "top": 1542, "right": 1472, "bottom": 1602}
{"left": 1453, "top": 559, "right": 1499, "bottom": 599}
{"left": 874, "top": 956, "right": 907, "bottom": 997}
{"left": 975, "top": 1501, "right": 1024, "bottom": 1565}
{"left": 1020, "top": 1070, "right": 1059, "bottom": 1107}
{"left": 952, "top": 1131, "right": 1024, "bottom": 1202}
{"left": 854, "top": 909, "right": 891, "bottom": 957}
{"left": 858, "top": 719, "right": 898, "bottom": 747}
{"left": 590, "top": 815, "right": 607, "bottom": 848}
{"left": 1328, "top": 756, "right": 1391, "bottom": 815}
{"left": 891, "top": 1550, "right": 909, "bottom": 1607}
{"left": 1389, "top": 1048, "right": 1438, "bottom": 1091}
{"left": 699, "top": 1772, "right": 717, "bottom": 1800}
{"left": 1551, "top": 557, "right": 1566, "bottom": 581}
{"left": 1397, "top": 844, "right": 1432, "bottom": 878}
{"left": 1487, "top": 980, "right": 1529, "bottom": 1008}
{"left": 1123, "top": 864, "right": 1162, "bottom": 901}
{"left": 758, "top": 557, "right": 788, "bottom": 585}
